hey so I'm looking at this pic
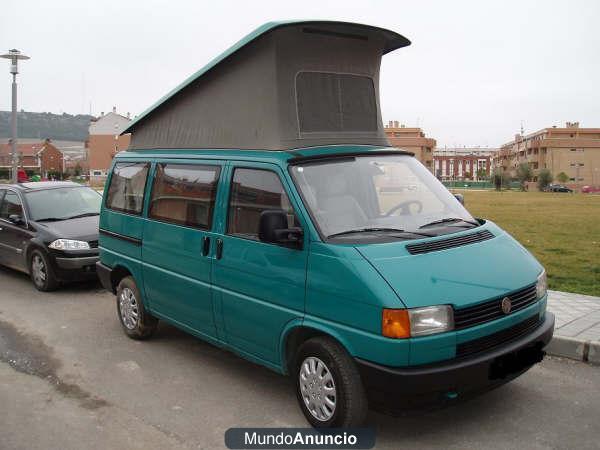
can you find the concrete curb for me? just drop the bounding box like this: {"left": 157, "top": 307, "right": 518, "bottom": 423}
{"left": 589, "top": 341, "right": 600, "bottom": 365}
{"left": 546, "top": 335, "right": 600, "bottom": 365}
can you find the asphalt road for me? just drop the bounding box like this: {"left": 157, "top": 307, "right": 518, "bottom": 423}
{"left": 0, "top": 265, "right": 599, "bottom": 450}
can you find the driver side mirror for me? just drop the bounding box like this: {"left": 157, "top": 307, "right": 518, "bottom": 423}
{"left": 454, "top": 193, "right": 465, "bottom": 205}
{"left": 259, "top": 210, "right": 303, "bottom": 248}
{"left": 8, "top": 214, "right": 24, "bottom": 225}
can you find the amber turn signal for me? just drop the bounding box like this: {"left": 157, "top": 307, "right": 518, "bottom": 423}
{"left": 382, "top": 309, "right": 410, "bottom": 338}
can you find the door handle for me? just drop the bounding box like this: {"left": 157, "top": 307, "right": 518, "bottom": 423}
{"left": 201, "top": 236, "right": 210, "bottom": 256}
{"left": 216, "top": 238, "right": 223, "bottom": 260}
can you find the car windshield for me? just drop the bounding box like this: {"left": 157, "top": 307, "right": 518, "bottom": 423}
{"left": 26, "top": 187, "right": 102, "bottom": 221}
{"left": 289, "top": 154, "right": 477, "bottom": 241}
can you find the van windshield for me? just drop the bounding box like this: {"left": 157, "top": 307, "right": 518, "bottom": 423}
{"left": 289, "top": 154, "right": 477, "bottom": 241}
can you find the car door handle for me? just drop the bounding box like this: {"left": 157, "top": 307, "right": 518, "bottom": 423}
{"left": 201, "top": 236, "right": 210, "bottom": 256}
{"left": 215, "top": 238, "right": 223, "bottom": 260}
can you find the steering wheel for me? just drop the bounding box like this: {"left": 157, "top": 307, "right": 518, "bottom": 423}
{"left": 384, "top": 200, "right": 423, "bottom": 217}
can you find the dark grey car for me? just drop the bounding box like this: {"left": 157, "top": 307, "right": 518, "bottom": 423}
{"left": 0, "top": 181, "right": 101, "bottom": 291}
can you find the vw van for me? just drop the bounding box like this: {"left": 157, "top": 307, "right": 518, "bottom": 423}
{"left": 97, "top": 21, "right": 554, "bottom": 427}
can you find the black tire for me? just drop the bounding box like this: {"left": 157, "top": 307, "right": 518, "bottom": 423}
{"left": 294, "top": 336, "right": 368, "bottom": 428}
{"left": 116, "top": 276, "right": 158, "bottom": 340}
{"left": 29, "top": 249, "right": 59, "bottom": 292}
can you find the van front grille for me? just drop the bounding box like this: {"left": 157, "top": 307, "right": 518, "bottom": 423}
{"left": 454, "top": 284, "right": 538, "bottom": 330}
{"left": 406, "top": 230, "right": 494, "bottom": 255}
{"left": 456, "top": 315, "right": 541, "bottom": 358}
{"left": 88, "top": 240, "right": 99, "bottom": 248}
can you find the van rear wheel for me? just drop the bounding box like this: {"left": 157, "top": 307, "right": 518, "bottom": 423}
{"left": 295, "top": 336, "right": 367, "bottom": 428}
{"left": 116, "top": 276, "right": 158, "bottom": 340}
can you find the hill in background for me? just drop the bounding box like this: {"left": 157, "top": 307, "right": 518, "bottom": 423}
{"left": 0, "top": 111, "right": 95, "bottom": 142}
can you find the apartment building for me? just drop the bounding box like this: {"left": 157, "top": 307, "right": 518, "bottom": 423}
{"left": 384, "top": 121, "right": 436, "bottom": 171}
{"left": 493, "top": 122, "right": 600, "bottom": 185}
{"left": 88, "top": 107, "right": 131, "bottom": 186}
{"left": 433, "top": 147, "right": 496, "bottom": 181}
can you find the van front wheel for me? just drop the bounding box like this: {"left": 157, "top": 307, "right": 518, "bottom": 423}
{"left": 116, "top": 276, "right": 158, "bottom": 340}
{"left": 295, "top": 337, "right": 367, "bottom": 428}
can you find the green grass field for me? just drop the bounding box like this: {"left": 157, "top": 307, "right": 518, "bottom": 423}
{"left": 458, "top": 190, "right": 600, "bottom": 297}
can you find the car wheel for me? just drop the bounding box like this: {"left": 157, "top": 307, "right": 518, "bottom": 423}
{"left": 295, "top": 336, "right": 368, "bottom": 428}
{"left": 29, "top": 249, "right": 59, "bottom": 292}
{"left": 116, "top": 276, "right": 158, "bottom": 340}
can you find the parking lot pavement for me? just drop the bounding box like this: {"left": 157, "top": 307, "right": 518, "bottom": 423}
{"left": 1, "top": 267, "right": 600, "bottom": 450}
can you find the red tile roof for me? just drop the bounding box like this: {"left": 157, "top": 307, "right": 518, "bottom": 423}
{"left": 0, "top": 142, "right": 44, "bottom": 157}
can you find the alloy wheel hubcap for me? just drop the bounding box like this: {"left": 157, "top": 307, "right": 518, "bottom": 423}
{"left": 32, "top": 255, "right": 46, "bottom": 286}
{"left": 119, "top": 287, "right": 139, "bottom": 330}
{"left": 299, "top": 356, "right": 336, "bottom": 422}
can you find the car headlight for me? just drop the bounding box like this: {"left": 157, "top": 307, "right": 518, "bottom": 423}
{"left": 48, "top": 239, "right": 90, "bottom": 250}
{"left": 409, "top": 305, "right": 454, "bottom": 336}
{"left": 382, "top": 305, "right": 454, "bottom": 338}
{"left": 536, "top": 269, "right": 547, "bottom": 299}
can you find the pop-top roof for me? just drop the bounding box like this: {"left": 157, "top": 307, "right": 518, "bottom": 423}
{"left": 123, "top": 20, "right": 410, "bottom": 151}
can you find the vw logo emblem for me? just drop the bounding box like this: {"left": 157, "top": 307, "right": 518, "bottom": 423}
{"left": 501, "top": 297, "right": 512, "bottom": 314}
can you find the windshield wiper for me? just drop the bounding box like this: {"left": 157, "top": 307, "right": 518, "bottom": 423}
{"left": 419, "top": 217, "right": 479, "bottom": 229}
{"left": 327, "top": 228, "right": 437, "bottom": 239}
{"left": 328, "top": 227, "right": 407, "bottom": 238}
{"left": 65, "top": 212, "right": 100, "bottom": 220}
{"left": 35, "top": 212, "right": 99, "bottom": 222}
{"left": 35, "top": 217, "right": 66, "bottom": 222}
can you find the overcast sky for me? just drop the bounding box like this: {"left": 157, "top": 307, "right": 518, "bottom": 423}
{"left": 1, "top": 0, "right": 599, "bottom": 147}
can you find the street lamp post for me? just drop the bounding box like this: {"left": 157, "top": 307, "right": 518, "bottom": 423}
{"left": 1, "top": 49, "right": 30, "bottom": 183}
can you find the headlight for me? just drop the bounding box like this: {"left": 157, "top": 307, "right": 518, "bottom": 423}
{"left": 48, "top": 239, "right": 90, "bottom": 250}
{"left": 536, "top": 270, "right": 547, "bottom": 299}
{"left": 408, "top": 305, "right": 454, "bottom": 336}
{"left": 382, "top": 305, "right": 454, "bottom": 338}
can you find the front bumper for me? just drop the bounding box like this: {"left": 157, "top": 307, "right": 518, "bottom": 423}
{"left": 48, "top": 251, "right": 99, "bottom": 282}
{"left": 356, "top": 312, "right": 555, "bottom": 414}
{"left": 47, "top": 247, "right": 99, "bottom": 276}
{"left": 55, "top": 255, "right": 99, "bottom": 270}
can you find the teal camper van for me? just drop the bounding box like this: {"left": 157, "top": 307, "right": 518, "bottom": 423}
{"left": 97, "top": 21, "right": 554, "bottom": 427}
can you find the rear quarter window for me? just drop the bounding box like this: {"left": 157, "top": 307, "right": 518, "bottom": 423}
{"left": 105, "top": 162, "right": 149, "bottom": 215}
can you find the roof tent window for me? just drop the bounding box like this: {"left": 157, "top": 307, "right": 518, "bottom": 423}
{"left": 296, "top": 72, "right": 377, "bottom": 133}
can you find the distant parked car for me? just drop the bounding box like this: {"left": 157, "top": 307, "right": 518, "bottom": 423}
{"left": 581, "top": 185, "right": 600, "bottom": 194}
{"left": 546, "top": 184, "right": 573, "bottom": 193}
{"left": 17, "top": 169, "right": 28, "bottom": 183}
{"left": 0, "top": 181, "right": 101, "bottom": 291}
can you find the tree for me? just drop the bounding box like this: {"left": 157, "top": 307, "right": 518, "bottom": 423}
{"left": 557, "top": 172, "right": 569, "bottom": 183}
{"left": 516, "top": 163, "right": 533, "bottom": 191}
{"left": 74, "top": 163, "right": 82, "bottom": 177}
{"left": 476, "top": 168, "right": 487, "bottom": 181}
{"left": 537, "top": 169, "right": 553, "bottom": 191}
{"left": 492, "top": 169, "right": 508, "bottom": 191}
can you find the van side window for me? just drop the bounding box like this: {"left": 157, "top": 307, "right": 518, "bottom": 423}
{"left": 149, "top": 163, "right": 220, "bottom": 230}
{"left": 106, "top": 162, "right": 149, "bottom": 215}
{"left": 0, "top": 191, "right": 23, "bottom": 219}
{"left": 227, "top": 168, "right": 297, "bottom": 241}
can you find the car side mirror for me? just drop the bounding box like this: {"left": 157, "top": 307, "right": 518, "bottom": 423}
{"left": 8, "top": 214, "right": 24, "bottom": 225}
{"left": 454, "top": 193, "right": 465, "bottom": 205}
{"left": 259, "top": 210, "right": 303, "bottom": 248}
